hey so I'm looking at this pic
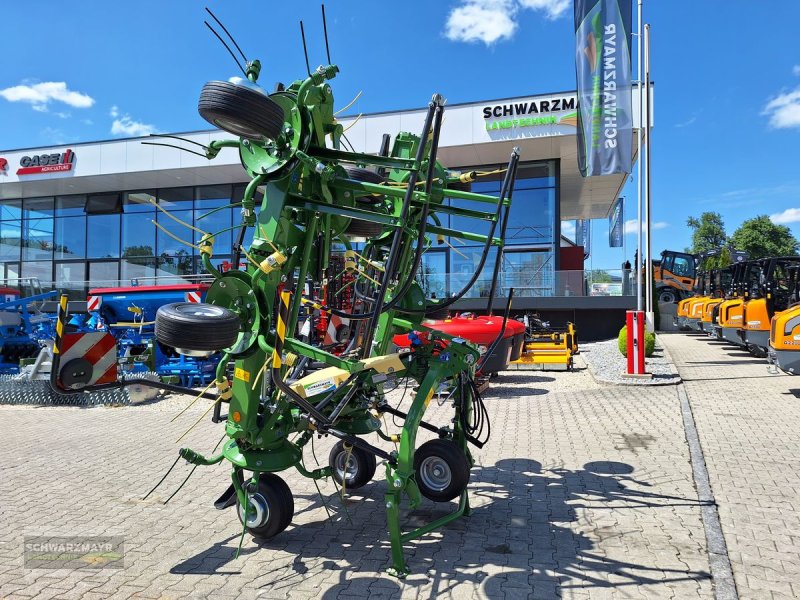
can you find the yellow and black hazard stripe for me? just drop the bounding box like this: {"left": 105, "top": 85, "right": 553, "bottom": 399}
{"left": 271, "top": 290, "right": 291, "bottom": 369}
{"left": 53, "top": 294, "right": 69, "bottom": 355}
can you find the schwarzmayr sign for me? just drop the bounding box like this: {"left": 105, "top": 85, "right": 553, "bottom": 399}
{"left": 482, "top": 96, "right": 578, "bottom": 131}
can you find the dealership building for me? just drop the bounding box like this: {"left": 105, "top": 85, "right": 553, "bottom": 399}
{"left": 0, "top": 87, "right": 650, "bottom": 335}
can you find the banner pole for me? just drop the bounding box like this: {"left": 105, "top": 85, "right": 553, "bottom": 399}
{"left": 635, "top": 0, "right": 644, "bottom": 312}
{"left": 645, "top": 23, "right": 653, "bottom": 324}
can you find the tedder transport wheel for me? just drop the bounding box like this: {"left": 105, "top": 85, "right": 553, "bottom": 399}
{"left": 237, "top": 473, "right": 294, "bottom": 538}
{"left": 414, "top": 439, "right": 470, "bottom": 502}
{"left": 155, "top": 303, "right": 240, "bottom": 354}
{"left": 343, "top": 166, "right": 385, "bottom": 204}
{"left": 329, "top": 441, "right": 377, "bottom": 489}
{"left": 343, "top": 166, "right": 385, "bottom": 237}
{"left": 198, "top": 81, "right": 285, "bottom": 141}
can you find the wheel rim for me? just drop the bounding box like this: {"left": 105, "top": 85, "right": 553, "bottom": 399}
{"left": 238, "top": 492, "right": 270, "bottom": 528}
{"left": 173, "top": 303, "right": 227, "bottom": 318}
{"left": 419, "top": 456, "right": 452, "bottom": 492}
{"left": 334, "top": 450, "right": 358, "bottom": 483}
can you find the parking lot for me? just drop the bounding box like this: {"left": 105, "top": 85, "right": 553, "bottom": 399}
{"left": 0, "top": 334, "right": 798, "bottom": 599}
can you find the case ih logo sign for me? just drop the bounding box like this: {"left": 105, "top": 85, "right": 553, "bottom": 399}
{"left": 0, "top": 157, "right": 8, "bottom": 173}
{"left": 17, "top": 149, "right": 76, "bottom": 175}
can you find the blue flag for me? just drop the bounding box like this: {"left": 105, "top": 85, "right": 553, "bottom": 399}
{"left": 575, "top": 0, "right": 633, "bottom": 176}
{"left": 608, "top": 197, "right": 623, "bottom": 247}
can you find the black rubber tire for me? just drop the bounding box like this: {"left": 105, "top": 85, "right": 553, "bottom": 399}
{"left": 236, "top": 473, "right": 294, "bottom": 538}
{"left": 343, "top": 166, "right": 385, "bottom": 203}
{"left": 155, "top": 302, "right": 240, "bottom": 352}
{"left": 345, "top": 218, "right": 384, "bottom": 238}
{"left": 198, "top": 80, "right": 285, "bottom": 141}
{"left": 658, "top": 288, "right": 677, "bottom": 304}
{"left": 328, "top": 441, "right": 377, "bottom": 490}
{"left": 414, "top": 439, "right": 470, "bottom": 502}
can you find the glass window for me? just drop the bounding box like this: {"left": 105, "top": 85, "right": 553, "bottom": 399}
{"left": 450, "top": 247, "right": 497, "bottom": 298}
{"left": 20, "top": 261, "right": 52, "bottom": 285}
{"left": 448, "top": 198, "right": 493, "bottom": 245}
{"left": 54, "top": 217, "right": 86, "bottom": 259}
{"left": 158, "top": 187, "right": 194, "bottom": 210}
{"left": 87, "top": 214, "right": 121, "bottom": 258}
{"left": 194, "top": 206, "right": 232, "bottom": 255}
{"left": 505, "top": 188, "right": 554, "bottom": 244}
{"left": 55, "top": 262, "right": 87, "bottom": 299}
{"left": 89, "top": 261, "right": 119, "bottom": 286}
{"left": 0, "top": 221, "right": 22, "bottom": 260}
{"left": 121, "top": 257, "right": 157, "bottom": 284}
{"left": 672, "top": 255, "right": 692, "bottom": 278}
{"left": 55, "top": 195, "right": 86, "bottom": 217}
{"left": 122, "top": 213, "right": 157, "bottom": 258}
{"left": 22, "top": 197, "right": 54, "bottom": 219}
{"left": 0, "top": 199, "right": 22, "bottom": 221}
{"left": 85, "top": 193, "right": 121, "bottom": 215}
{"left": 157, "top": 210, "right": 194, "bottom": 256}
{"left": 502, "top": 250, "right": 554, "bottom": 297}
{"left": 22, "top": 218, "right": 53, "bottom": 260}
{"left": 418, "top": 251, "right": 447, "bottom": 299}
{"left": 157, "top": 254, "right": 194, "bottom": 283}
{"left": 4, "top": 262, "right": 19, "bottom": 280}
{"left": 196, "top": 184, "right": 232, "bottom": 209}
{"left": 124, "top": 190, "right": 156, "bottom": 213}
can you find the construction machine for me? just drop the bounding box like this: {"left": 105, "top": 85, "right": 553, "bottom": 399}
{"left": 768, "top": 263, "right": 800, "bottom": 373}
{"left": 740, "top": 257, "right": 800, "bottom": 357}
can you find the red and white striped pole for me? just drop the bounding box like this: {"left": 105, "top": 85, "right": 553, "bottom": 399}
{"left": 627, "top": 310, "right": 646, "bottom": 375}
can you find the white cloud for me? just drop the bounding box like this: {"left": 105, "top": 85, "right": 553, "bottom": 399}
{"left": 561, "top": 221, "right": 576, "bottom": 238}
{"left": 0, "top": 81, "right": 94, "bottom": 112}
{"left": 624, "top": 219, "right": 668, "bottom": 235}
{"left": 445, "top": 0, "right": 517, "bottom": 45}
{"left": 794, "top": 65, "right": 800, "bottom": 76}
{"left": 110, "top": 111, "right": 158, "bottom": 137}
{"left": 109, "top": 105, "right": 119, "bottom": 118}
{"left": 770, "top": 207, "right": 800, "bottom": 225}
{"left": 444, "top": 0, "right": 568, "bottom": 45}
{"left": 763, "top": 86, "right": 800, "bottom": 129}
{"left": 517, "top": 0, "right": 570, "bottom": 20}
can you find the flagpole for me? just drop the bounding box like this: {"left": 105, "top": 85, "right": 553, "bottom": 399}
{"left": 636, "top": 0, "right": 643, "bottom": 312}
{"left": 644, "top": 23, "right": 653, "bottom": 324}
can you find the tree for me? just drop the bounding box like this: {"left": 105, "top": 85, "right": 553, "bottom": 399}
{"left": 730, "top": 216, "right": 799, "bottom": 259}
{"left": 687, "top": 212, "right": 727, "bottom": 254}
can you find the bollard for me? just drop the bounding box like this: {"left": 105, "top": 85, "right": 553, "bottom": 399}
{"left": 626, "top": 310, "right": 646, "bottom": 375}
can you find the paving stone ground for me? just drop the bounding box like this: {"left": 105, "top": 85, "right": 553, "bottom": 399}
{"left": 660, "top": 332, "right": 800, "bottom": 600}
{"left": 0, "top": 358, "right": 713, "bottom": 599}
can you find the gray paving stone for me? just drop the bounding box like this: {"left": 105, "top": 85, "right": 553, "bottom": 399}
{"left": 1, "top": 365, "right": 712, "bottom": 598}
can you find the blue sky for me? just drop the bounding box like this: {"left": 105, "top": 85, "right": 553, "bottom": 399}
{"left": 1, "top": 0, "right": 799, "bottom": 270}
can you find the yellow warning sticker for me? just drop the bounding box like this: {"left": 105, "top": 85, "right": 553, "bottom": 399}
{"left": 423, "top": 388, "right": 435, "bottom": 409}
{"left": 234, "top": 368, "right": 251, "bottom": 383}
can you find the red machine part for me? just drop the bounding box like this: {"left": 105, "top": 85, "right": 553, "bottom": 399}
{"left": 393, "top": 315, "right": 526, "bottom": 373}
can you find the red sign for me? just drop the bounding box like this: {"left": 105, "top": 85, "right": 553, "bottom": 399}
{"left": 185, "top": 291, "right": 202, "bottom": 303}
{"left": 0, "top": 157, "right": 8, "bottom": 172}
{"left": 16, "top": 149, "right": 75, "bottom": 175}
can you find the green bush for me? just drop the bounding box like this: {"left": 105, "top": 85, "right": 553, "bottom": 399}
{"left": 618, "top": 326, "right": 656, "bottom": 357}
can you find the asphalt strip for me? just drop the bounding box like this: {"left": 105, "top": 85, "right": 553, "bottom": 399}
{"left": 677, "top": 385, "right": 738, "bottom": 600}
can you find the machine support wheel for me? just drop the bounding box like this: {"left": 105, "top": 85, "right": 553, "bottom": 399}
{"left": 236, "top": 473, "right": 294, "bottom": 538}
{"left": 155, "top": 302, "right": 240, "bottom": 354}
{"left": 329, "top": 440, "right": 377, "bottom": 489}
{"left": 414, "top": 439, "right": 470, "bottom": 502}
{"left": 198, "top": 81, "right": 285, "bottom": 141}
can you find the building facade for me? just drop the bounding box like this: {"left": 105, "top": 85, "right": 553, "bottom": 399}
{"left": 0, "top": 87, "right": 649, "bottom": 305}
